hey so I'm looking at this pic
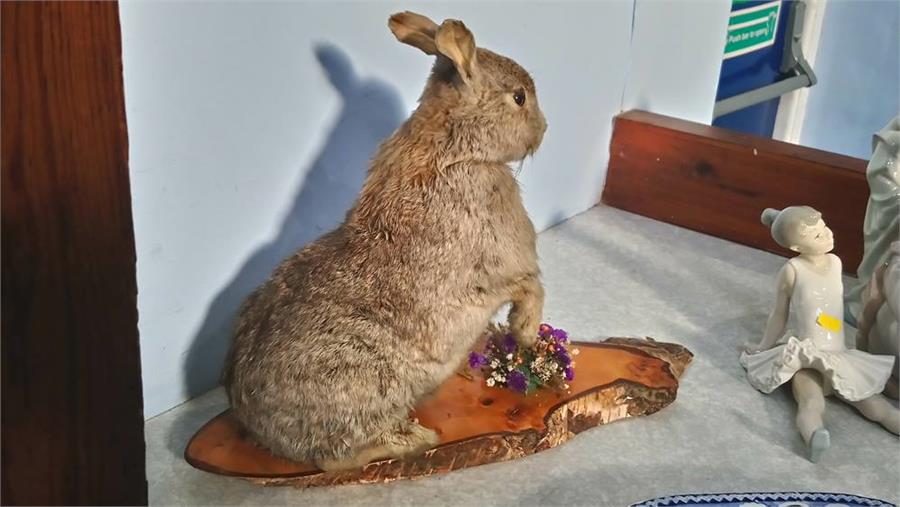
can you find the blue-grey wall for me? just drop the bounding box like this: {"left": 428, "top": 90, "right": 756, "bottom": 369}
{"left": 623, "top": 0, "right": 732, "bottom": 123}
{"left": 800, "top": 0, "right": 900, "bottom": 159}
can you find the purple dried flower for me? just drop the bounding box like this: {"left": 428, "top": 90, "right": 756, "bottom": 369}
{"left": 539, "top": 323, "right": 553, "bottom": 336}
{"left": 468, "top": 352, "right": 487, "bottom": 369}
{"left": 502, "top": 334, "right": 518, "bottom": 354}
{"left": 564, "top": 366, "right": 574, "bottom": 381}
{"left": 556, "top": 349, "right": 571, "bottom": 366}
{"left": 508, "top": 370, "right": 528, "bottom": 392}
{"left": 551, "top": 328, "right": 568, "bottom": 342}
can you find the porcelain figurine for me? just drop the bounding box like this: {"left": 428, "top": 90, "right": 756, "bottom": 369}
{"left": 856, "top": 241, "right": 900, "bottom": 399}
{"left": 741, "top": 206, "right": 899, "bottom": 463}
{"left": 846, "top": 115, "right": 899, "bottom": 325}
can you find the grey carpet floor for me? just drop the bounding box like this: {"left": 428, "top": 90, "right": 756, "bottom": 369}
{"left": 145, "top": 205, "right": 900, "bottom": 506}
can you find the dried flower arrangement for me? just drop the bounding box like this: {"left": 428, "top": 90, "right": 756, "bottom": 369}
{"left": 468, "top": 323, "right": 579, "bottom": 394}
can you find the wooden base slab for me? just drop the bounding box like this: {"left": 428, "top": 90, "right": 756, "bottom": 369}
{"left": 185, "top": 337, "right": 692, "bottom": 488}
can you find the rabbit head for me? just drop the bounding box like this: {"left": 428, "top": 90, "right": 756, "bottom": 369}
{"left": 389, "top": 11, "right": 547, "bottom": 165}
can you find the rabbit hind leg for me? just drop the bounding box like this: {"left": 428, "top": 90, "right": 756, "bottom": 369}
{"left": 315, "top": 420, "right": 439, "bottom": 472}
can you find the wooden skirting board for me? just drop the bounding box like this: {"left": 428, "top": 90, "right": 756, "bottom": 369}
{"left": 602, "top": 110, "right": 869, "bottom": 272}
{"left": 186, "top": 337, "right": 692, "bottom": 488}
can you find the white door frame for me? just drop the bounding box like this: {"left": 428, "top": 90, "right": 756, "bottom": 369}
{"left": 772, "top": 0, "right": 828, "bottom": 143}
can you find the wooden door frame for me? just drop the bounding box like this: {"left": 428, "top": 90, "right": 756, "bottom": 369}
{"left": 2, "top": 2, "right": 148, "bottom": 505}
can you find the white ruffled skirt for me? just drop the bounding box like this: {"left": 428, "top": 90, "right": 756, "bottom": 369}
{"left": 740, "top": 337, "right": 896, "bottom": 401}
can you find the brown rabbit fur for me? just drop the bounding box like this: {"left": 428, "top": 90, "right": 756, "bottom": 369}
{"left": 223, "top": 11, "right": 547, "bottom": 471}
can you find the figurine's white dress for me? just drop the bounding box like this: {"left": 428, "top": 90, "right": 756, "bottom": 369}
{"left": 741, "top": 254, "right": 895, "bottom": 401}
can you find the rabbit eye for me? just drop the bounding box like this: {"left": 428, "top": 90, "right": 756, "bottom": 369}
{"left": 513, "top": 88, "right": 526, "bottom": 106}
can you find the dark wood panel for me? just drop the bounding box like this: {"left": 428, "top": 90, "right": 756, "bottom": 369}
{"left": 602, "top": 110, "right": 869, "bottom": 272}
{"left": 1, "top": 2, "right": 147, "bottom": 504}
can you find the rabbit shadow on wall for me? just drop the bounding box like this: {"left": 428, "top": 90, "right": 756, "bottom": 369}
{"left": 182, "top": 43, "right": 407, "bottom": 402}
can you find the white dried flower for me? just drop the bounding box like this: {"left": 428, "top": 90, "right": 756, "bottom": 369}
{"left": 491, "top": 359, "right": 500, "bottom": 368}
{"left": 486, "top": 378, "right": 496, "bottom": 387}
{"left": 572, "top": 349, "right": 580, "bottom": 356}
{"left": 506, "top": 353, "right": 513, "bottom": 360}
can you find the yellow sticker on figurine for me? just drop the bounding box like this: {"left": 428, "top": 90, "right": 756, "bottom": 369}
{"left": 816, "top": 312, "right": 842, "bottom": 332}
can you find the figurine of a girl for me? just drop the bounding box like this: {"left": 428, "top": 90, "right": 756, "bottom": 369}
{"left": 741, "top": 206, "right": 899, "bottom": 462}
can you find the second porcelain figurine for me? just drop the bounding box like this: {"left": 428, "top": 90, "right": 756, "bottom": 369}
{"left": 856, "top": 241, "right": 900, "bottom": 399}
{"left": 741, "top": 206, "right": 899, "bottom": 463}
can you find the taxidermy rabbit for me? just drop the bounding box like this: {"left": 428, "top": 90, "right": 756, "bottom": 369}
{"left": 223, "top": 11, "right": 547, "bottom": 471}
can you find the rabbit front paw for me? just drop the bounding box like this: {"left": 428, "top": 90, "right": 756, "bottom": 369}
{"left": 509, "top": 276, "right": 544, "bottom": 348}
{"left": 509, "top": 310, "right": 540, "bottom": 348}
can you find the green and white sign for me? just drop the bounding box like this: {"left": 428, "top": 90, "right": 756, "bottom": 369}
{"left": 724, "top": 0, "right": 781, "bottom": 59}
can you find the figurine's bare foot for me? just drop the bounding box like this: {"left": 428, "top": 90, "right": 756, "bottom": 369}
{"left": 793, "top": 369, "right": 827, "bottom": 446}
{"left": 315, "top": 421, "right": 439, "bottom": 472}
{"left": 743, "top": 341, "right": 764, "bottom": 354}
{"left": 808, "top": 427, "right": 830, "bottom": 463}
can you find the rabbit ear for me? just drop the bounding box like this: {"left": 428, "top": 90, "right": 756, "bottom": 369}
{"left": 435, "top": 20, "right": 477, "bottom": 83}
{"left": 389, "top": 11, "right": 439, "bottom": 55}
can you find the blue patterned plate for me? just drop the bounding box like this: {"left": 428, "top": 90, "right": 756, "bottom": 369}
{"left": 632, "top": 492, "right": 894, "bottom": 507}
